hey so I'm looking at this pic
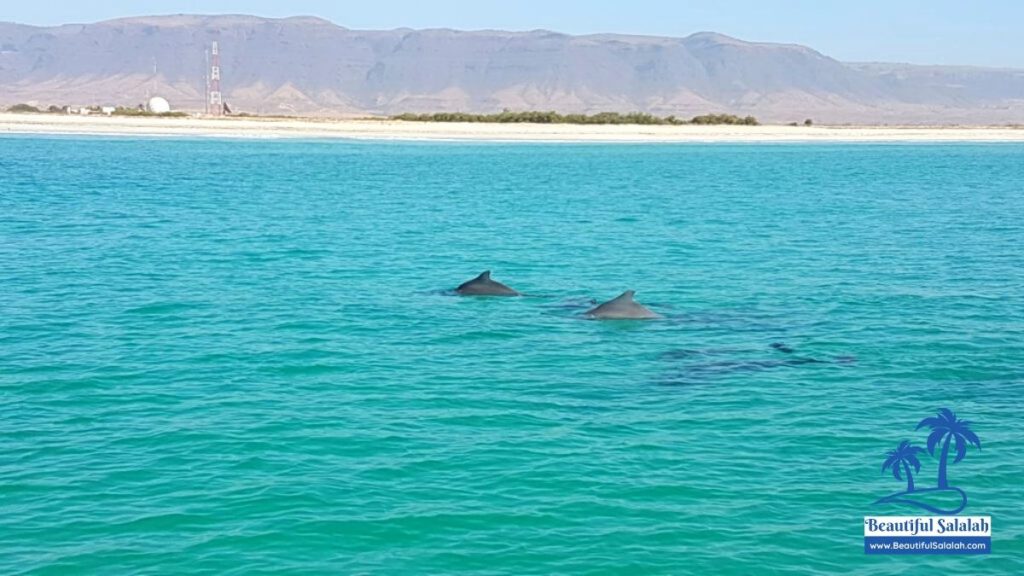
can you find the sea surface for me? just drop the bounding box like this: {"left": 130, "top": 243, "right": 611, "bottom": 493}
{"left": 2, "top": 136, "right": 1023, "bottom": 575}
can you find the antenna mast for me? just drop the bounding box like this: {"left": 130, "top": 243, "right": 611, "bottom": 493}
{"left": 207, "top": 41, "right": 223, "bottom": 116}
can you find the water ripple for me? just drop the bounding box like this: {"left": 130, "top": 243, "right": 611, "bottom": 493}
{"left": 1, "top": 137, "right": 1023, "bottom": 574}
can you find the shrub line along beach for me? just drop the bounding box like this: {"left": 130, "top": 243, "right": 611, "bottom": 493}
{"left": 1, "top": 112, "right": 1023, "bottom": 142}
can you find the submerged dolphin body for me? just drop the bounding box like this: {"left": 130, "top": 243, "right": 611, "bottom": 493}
{"left": 657, "top": 343, "right": 856, "bottom": 386}
{"left": 455, "top": 271, "right": 520, "bottom": 296}
{"left": 585, "top": 290, "right": 661, "bottom": 320}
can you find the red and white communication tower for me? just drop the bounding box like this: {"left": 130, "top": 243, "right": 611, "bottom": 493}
{"left": 206, "top": 41, "right": 223, "bottom": 116}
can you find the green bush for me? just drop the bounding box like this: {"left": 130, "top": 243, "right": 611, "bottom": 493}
{"left": 690, "top": 113, "right": 759, "bottom": 126}
{"left": 391, "top": 111, "right": 757, "bottom": 126}
{"left": 7, "top": 103, "right": 41, "bottom": 113}
{"left": 111, "top": 107, "right": 187, "bottom": 118}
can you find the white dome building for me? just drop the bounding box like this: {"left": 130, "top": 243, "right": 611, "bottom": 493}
{"left": 147, "top": 96, "right": 171, "bottom": 114}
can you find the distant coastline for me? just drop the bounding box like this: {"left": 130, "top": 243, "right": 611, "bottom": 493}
{"left": 1, "top": 112, "right": 1022, "bottom": 143}
{"left": 5, "top": 15, "right": 1024, "bottom": 125}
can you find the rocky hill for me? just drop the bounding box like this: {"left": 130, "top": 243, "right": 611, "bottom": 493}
{"left": 2, "top": 15, "right": 1022, "bottom": 123}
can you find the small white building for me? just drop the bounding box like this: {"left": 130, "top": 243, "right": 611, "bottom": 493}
{"left": 101, "top": 106, "right": 116, "bottom": 116}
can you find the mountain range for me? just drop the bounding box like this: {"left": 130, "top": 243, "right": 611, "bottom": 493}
{"left": 2, "top": 14, "right": 1023, "bottom": 123}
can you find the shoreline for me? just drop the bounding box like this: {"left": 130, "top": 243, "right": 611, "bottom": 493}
{"left": 2, "top": 113, "right": 1024, "bottom": 142}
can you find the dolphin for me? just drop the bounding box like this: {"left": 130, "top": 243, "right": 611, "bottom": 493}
{"left": 656, "top": 343, "right": 856, "bottom": 386}
{"left": 455, "top": 271, "right": 520, "bottom": 296}
{"left": 585, "top": 290, "right": 661, "bottom": 320}
{"left": 770, "top": 342, "right": 795, "bottom": 354}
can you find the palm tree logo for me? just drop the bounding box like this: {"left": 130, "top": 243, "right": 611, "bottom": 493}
{"left": 874, "top": 408, "right": 981, "bottom": 515}
{"left": 917, "top": 408, "right": 982, "bottom": 490}
{"left": 881, "top": 440, "right": 925, "bottom": 493}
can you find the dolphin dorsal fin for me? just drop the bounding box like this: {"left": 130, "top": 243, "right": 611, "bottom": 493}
{"left": 478, "top": 270, "right": 492, "bottom": 281}
{"left": 617, "top": 290, "right": 636, "bottom": 302}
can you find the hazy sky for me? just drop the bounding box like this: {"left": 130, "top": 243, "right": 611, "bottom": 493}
{"left": 4, "top": 0, "right": 1022, "bottom": 68}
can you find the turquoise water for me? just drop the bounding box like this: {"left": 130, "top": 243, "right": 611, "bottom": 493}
{"left": 2, "top": 136, "right": 1023, "bottom": 574}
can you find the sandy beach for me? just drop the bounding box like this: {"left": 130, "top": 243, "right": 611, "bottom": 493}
{"left": 2, "top": 112, "right": 1023, "bottom": 142}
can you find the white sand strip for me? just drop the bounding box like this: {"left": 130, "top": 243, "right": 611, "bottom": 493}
{"left": 2, "top": 113, "right": 1024, "bottom": 142}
